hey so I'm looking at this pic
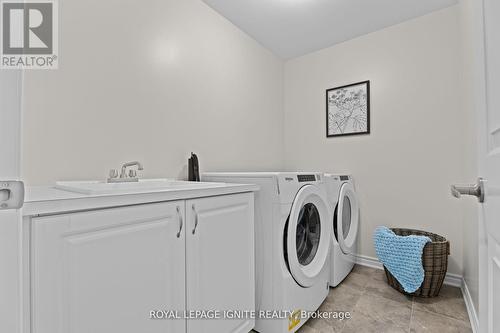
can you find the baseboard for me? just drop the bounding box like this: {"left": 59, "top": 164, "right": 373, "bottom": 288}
{"left": 461, "top": 279, "right": 479, "bottom": 333}
{"left": 354, "top": 254, "right": 462, "bottom": 287}
{"left": 355, "top": 254, "right": 478, "bottom": 331}
{"left": 355, "top": 254, "right": 384, "bottom": 270}
{"left": 444, "top": 273, "right": 463, "bottom": 288}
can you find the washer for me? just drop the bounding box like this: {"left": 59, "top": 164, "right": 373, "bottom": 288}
{"left": 202, "top": 172, "right": 331, "bottom": 333}
{"left": 324, "top": 174, "right": 359, "bottom": 287}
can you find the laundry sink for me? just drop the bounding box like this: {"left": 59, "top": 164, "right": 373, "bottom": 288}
{"left": 55, "top": 179, "right": 226, "bottom": 195}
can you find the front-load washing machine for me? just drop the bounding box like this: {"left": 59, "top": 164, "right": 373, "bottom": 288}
{"left": 202, "top": 172, "right": 331, "bottom": 333}
{"left": 324, "top": 174, "right": 359, "bottom": 287}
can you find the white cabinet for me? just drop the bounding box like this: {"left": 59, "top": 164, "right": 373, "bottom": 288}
{"left": 32, "top": 201, "right": 186, "bottom": 333}
{"left": 186, "top": 193, "right": 255, "bottom": 333}
{"left": 30, "top": 193, "right": 254, "bottom": 333}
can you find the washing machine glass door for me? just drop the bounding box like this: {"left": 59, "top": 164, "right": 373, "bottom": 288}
{"left": 286, "top": 185, "right": 330, "bottom": 288}
{"left": 336, "top": 182, "right": 359, "bottom": 255}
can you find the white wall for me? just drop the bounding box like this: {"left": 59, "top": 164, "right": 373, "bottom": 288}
{"left": 284, "top": 6, "right": 467, "bottom": 274}
{"left": 21, "top": 0, "right": 284, "bottom": 185}
{"left": 20, "top": 0, "right": 477, "bottom": 281}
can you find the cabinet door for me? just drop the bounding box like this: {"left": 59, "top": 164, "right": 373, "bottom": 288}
{"left": 32, "top": 201, "right": 186, "bottom": 333}
{"left": 186, "top": 193, "right": 255, "bottom": 333}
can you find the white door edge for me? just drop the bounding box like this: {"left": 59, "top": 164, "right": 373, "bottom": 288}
{"left": 0, "top": 68, "right": 24, "bottom": 333}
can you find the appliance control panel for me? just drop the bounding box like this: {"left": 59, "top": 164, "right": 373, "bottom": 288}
{"left": 297, "top": 174, "right": 317, "bottom": 182}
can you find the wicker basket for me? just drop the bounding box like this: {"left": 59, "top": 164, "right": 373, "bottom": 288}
{"left": 383, "top": 228, "right": 450, "bottom": 298}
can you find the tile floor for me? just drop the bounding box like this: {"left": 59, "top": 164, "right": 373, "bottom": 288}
{"left": 300, "top": 265, "right": 472, "bottom": 333}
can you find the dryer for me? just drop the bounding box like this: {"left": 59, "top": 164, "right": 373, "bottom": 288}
{"left": 324, "top": 174, "right": 359, "bottom": 287}
{"left": 202, "top": 172, "right": 331, "bottom": 333}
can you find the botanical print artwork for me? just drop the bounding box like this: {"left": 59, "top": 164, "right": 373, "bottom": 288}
{"left": 326, "top": 81, "right": 370, "bottom": 137}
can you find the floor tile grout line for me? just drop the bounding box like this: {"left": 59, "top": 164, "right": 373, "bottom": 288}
{"left": 337, "top": 278, "right": 368, "bottom": 333}
{"left": 411, "top": 302, "right": 472, "bottom": 324}
{"left": 325, "top": 266, "right": 471, "bottom": 333}
{"left": 408, "top": 297, "right": 414, "bottom": 333}
{"left": 254, "top": 265, "right": 471, "bottom": 332}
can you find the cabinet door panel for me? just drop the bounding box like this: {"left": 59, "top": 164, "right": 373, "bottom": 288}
{"left": 186, "top": 193, "right": 255, "bottom": 333}
{"left": 32, "top": 202, "right": 186, "bottom": 333}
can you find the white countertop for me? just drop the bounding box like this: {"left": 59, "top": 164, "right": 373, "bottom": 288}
{"left": 24, "top": 182, "right": 259, "bottom": 216}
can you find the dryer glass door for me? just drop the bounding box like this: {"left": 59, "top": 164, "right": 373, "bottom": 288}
{"left": 296, "top": 203, "right": 321, "bottom": 266}
{"left": 336, "top": 182, "right": 359, "bottom": 255}
{"left": 285, "top": 185, "right": 330, "bottom": 288}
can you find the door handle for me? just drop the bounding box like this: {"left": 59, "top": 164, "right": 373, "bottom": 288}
{"left": 451, "top": 178, "right": 485, "bottom": 203}
{"left": 0, "top": 189, "right": 11, "bottom": 202}
{"left": 176, "top": 206, "right": 183, "bottom": 238}
{"left": 192, "top": 204, "right": 198, "bottom": 235}
{"left": 0, "top": 181, "right": 24, "bottom": 210}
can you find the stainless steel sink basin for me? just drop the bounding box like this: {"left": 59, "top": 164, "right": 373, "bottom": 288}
{"left": 55, "top": 179, "right": 226, "bottom": 195}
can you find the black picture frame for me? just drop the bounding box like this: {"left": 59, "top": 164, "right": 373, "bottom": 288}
{"left": 326, "top": 80, "right": 370, "bottom": 137}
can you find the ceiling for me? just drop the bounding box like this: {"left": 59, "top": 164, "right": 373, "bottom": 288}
{"left": 202, "top": 0, "right": 458, "bottom": 59}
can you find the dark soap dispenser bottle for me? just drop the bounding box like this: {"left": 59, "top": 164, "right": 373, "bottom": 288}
{"left": 188, "top": 152, "right": 200, "bottom": 182}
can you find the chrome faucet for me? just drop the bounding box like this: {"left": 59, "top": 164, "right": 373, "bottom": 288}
{"left": 119, "top": 161, "right": 144, "bottom": 178}
{"left": 107, "top": 161, "right": 144, "bottom": 183}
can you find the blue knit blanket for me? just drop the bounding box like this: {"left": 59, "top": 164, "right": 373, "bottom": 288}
{"left": 373, "top": 226, "right": 431, "bottom": 293}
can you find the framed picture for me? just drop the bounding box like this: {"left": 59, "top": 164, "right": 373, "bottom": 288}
{"left": 326, "top": 80, "right": 370, "bottom": 137}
